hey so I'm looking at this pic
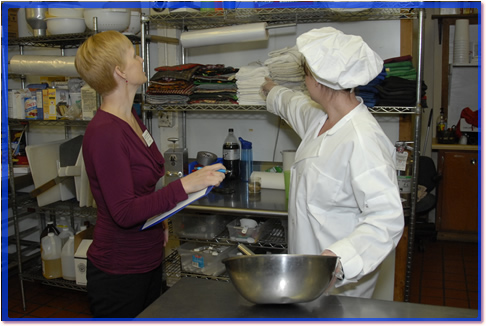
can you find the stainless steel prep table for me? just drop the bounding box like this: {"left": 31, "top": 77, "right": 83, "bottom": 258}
{"left": 185, "top": 180, "right": 288, "bottom": 217}
{"left": 137, "top": 278, "right": 478, "bottom": 319}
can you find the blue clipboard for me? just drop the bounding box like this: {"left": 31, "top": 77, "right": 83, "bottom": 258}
{"left": 141, "top": 186, "right": 213, "bottom": 230}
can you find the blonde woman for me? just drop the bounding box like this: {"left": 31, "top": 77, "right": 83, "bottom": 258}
{"left": 75, "top": 31, "right": 225, "bottom": 318}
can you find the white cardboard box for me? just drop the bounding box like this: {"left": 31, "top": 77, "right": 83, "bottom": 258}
{"left": 74, "top": 239, "right": 92, "bottom": 286}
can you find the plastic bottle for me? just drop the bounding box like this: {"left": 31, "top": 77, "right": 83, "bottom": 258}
{"left": 59, "top": 227, "right": 74, "bottom": 247}
{"left": 436, "top": 108, "right": 447, "bottom": 134}
{"left": 57, "top": 216, "right": 74, "bottom": 234}
{"left": 40, "top": 221, "right": 60, "bottom": 242}
{"left": 395, "top": 141, "right": 413, "bottom": 210}
{"left": 239, "top": 137, "right": 253, "bottom": 182}
{"left": 222, "top": 128, "right": 240, "bottom": 180}
{"left": 61, "top": 235, "right": 76, "bottom": 281}
{"left": 41, "top": 232, "right": 62, "bottom": 279}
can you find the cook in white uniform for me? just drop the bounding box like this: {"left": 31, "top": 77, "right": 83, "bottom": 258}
{"left": 261, "top": 27, "right": 404, "bottom": 298}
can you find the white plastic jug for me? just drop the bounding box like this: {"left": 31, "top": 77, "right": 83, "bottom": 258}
{"left": 41, "top": 232, "right": 62, "bottom": 279}
{"left": 59, "top": 227, "right": 74, "bottom": 247}
{"left": 61, "top": 235, "right": 76, "bottom": 281}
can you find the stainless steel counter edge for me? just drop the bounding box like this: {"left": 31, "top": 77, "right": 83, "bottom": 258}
{"left": 137, "top": 278, "right": 479, "bottom": 320}
{"left": 186, "top": 204, "right": 288, "bottom": 217}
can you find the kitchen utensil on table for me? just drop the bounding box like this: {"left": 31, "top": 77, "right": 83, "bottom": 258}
{"left": 223, "top": 253, "right": 338, "bottom": 304}
{"left": 196, "top": 151, "right": 218, "bottom": 166}
{"left": 164, "top": 137, "right": 188, "bottom": 186}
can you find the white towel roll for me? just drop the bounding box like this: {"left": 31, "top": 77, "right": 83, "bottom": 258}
{"left": 9, "top": 55, "right": 79, "bottom": 77}
{"left": 180, "top": 23, "right": 268, "bottom": 48}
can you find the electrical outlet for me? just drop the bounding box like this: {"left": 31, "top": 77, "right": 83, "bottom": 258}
{"left": 158, "top": 112, "right": 174, "bottom": 127}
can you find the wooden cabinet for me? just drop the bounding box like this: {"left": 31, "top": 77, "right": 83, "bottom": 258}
{"left": 436, "top": 149, "right": 478, "bottom": 240}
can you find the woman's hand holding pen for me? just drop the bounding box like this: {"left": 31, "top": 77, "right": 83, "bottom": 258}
{"left": 180, "top": 163, "right": 226, "bottom": 194}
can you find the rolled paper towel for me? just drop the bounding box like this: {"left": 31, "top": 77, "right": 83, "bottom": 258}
{"left": 250, "top": 171, "right": 285, "bottom": 190}
{"left": 9, "top": 55, "right": 79, "bottom": 77}
{"left": 180, "top": 22, "right": 269, "bottom": 48}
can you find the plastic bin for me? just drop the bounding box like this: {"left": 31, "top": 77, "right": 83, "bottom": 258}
{"left": 171, "top": 213, "right": 234, "bottom": 240}
{"left": 179, "top": 242, "right": 236, "bottom": 276}
{"left": 226, "top": 219, "right": 265, "bottom": 243}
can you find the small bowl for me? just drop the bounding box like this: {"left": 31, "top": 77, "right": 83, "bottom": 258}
{"left": 123, "top": 11, "right": 141, "bottom": 35}
{"left": 46, "top": 17, "right": 86, "bottom": 35}
{"left": 84, "top": 9, "right": 130, "bottom": 32}
{"left": 47, "top": 8, "right": 84, "bottom": 18}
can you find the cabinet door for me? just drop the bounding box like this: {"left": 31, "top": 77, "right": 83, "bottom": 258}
{"left": 437, "top": 151, "right": 478, "bottom": 233}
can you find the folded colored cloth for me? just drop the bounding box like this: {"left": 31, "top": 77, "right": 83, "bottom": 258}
{"left": 383, "top": 55, "right": 413, "bottom": 64}
{"left": 151, "top": 64, "right": 202, "bottom": 82}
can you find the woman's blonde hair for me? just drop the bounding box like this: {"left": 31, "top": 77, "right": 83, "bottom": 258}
{"left": 75, "top": 31, "right": 133, "bottom": 96}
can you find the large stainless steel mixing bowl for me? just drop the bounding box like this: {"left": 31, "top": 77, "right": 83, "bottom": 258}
{"left": 223, "top": 254, "right": 338, "bottom": 304}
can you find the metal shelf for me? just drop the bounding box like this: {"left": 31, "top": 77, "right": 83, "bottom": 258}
{"left": 8, "top": 32, "right": 141, "bottom": 48}
{"left": 165, "top": 219, "right": 287, "bottom": 287}
{"left": 144, "top": 104, "right": 417, "bottom": 114}
{"left": 164, "top": 250, "right": 230, "bottom": 288}
{"left": 148, "top": 7, "right": 418, "bottom": 29}
{"left": 177, "top": 218, "right": 288, "bottom": 250}
{"left": 22, "top": 262, "right": 87, "bottom": 292}
{"left": 8, "top": 118, "right": 91, "bottom": 127}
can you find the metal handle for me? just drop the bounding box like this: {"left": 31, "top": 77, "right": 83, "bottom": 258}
{"left": 237, "top": 243, "right": 255, "bottom": 256}
{"left": 471, "top": 159, "right": 476, "bottom": 165}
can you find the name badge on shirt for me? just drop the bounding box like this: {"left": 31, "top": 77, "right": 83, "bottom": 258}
{"left": 142, "top": 130, "right": 154, "bottom": 147}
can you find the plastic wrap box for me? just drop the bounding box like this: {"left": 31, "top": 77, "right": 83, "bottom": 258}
{"left": 179, "top": 242, "right": 237, "bottom": 276}
{"left": 226, "top": 219, "right": 265, "bottom": 244}
{"left": 171, "top": 213, "right": 234, "bottom": 240}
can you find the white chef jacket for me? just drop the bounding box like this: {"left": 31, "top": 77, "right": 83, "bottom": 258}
{"left": 266, "top": 86, "right": 404, "bottom": 298}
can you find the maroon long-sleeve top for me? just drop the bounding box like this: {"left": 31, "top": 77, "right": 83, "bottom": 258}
{"left": 83, "top": 109, "right": 188, "bottom": 274}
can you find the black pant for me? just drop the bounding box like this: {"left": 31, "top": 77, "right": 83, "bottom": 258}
{"left": 87, "top": 260, "right": 162, "bottom": 318}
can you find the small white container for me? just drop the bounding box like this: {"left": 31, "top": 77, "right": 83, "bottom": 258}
{"left": 46, "top": 17, "right": 86, "bottom": 35}
{"left": 123, "top": 11, "right": 141, "bottom": 35}
{"left": 61, "top": 235, "right": 76, "bottom": 281}
{"left": 47, "top": 8, "right": 84, "bottom": 18}
{"left": 84, "top": 9, "right": 130, "bottom": 32}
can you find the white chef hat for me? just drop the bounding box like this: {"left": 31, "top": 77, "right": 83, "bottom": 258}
{"left": 296, "top": 27, "right": 383, "bottom": 90}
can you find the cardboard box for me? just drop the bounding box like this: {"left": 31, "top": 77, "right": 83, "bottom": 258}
{"left": 10, "top": 89, "right": 29, "bottom": 119}
{"left": 73, "top": 226, "right": 93, "bottom": 286}
{"left": 81, "top": 84, "right": 97, "bottom": 120}
{"left": 42, "top": 89, "right": 57, "bottom": 120}
{"left": 24, "top": 92, "right": 38, "bottom": 120}
{"left": 74, "top": 239, "right": 92, "bottom": 286}
{"left": 8, "top": 9, "right": 19, "bottom": 39}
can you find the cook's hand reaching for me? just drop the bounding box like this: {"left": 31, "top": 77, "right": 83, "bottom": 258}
{"left": 260, "top": 77, "right": 278, "bottom": 99}
{"left": 180, "top": 163, "right": 226, "bottom": 194}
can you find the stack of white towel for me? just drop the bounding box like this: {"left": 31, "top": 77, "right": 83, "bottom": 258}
{"left": 235, "top": 63, "right": 270, "bottom": 105}
{"left": 264, "top": 46, "right": 306, "bottom": 93}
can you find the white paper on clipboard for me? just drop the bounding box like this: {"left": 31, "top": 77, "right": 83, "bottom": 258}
{"left": 141, "top": 186, "right": 213, "bottom": 230}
